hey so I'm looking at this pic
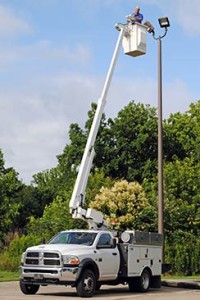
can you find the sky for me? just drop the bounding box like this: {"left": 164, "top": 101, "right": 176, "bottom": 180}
{"left": 0, "top": 0, "right": 200, "bottom": 184}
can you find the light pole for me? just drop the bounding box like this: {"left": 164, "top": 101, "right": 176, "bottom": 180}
{"left": 157, "top": 17, "right": 170, "bottom": 236}
{"left": 144, "top": 17, "right": 170, "bottom": 260}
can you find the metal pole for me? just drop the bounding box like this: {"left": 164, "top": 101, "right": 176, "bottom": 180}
{"left": 158, "top": 37, "right": 164, "bottom": 261}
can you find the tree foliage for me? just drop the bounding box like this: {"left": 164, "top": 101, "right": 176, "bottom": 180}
{"left": 164, "top": 157, "right": 200, "bottom": 235}
{"left": 0, "top": 149, "right": 24, "bottom": 245}
{"left": 164, "top": 101, "right": 200, "bottom": 161}
{"left": 97, "top": 101, "right": 158, "bottom": 182}
{"left": 28, "top": 196, "right": 73, "bottom": 242}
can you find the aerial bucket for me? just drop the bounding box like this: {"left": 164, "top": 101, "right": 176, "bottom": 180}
{"left": 122, "top": 23, "right": 147, "bottom": 57}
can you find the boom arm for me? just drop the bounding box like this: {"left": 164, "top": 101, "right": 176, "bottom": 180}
{"left": 69, "top": 25, "right": 126, "bottom": 229}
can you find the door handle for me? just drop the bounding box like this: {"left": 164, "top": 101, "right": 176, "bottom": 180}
{"left": 112, "top": 252, "right": 117, "bottom": 256}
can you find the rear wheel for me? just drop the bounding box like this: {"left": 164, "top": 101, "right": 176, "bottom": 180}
{"left": 76, "top": 269, "right": 96, "bottom": 297}
{"left": 139, "top": 269, "right": 150, "bottom": 292}
{"left": 128, "top": 269, "right": 150, "bottom": 293}
{"left": 19, "top": 280, "right": 40, "bottom": 295}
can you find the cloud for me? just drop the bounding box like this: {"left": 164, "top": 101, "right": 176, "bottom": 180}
{"left": 173, "top": 0, "right": 200, "bottom": 36}
{"left": 141, "top": 0, "right": 200, "bottom": 36}
{"left": 0, "top": 73, "right": 98, "bottom": 184}
{"left": 0, "top": 40, "right": 91, "bottom": 72}
{"left": 1, "top": 89, "right": 68, "bottom": 183}
{"left": 163, "top": 79, "right": 198, "bottom": 116}
{"left": 104, "top": 77, "right": 197, "bottom": 119}
{"left": 1, "top": 70, "right": 196, "bottom": 184}
{"left": 39, "top": 41, "right": 91, "bottom": 68}
{"left": 0, "top": 4, "right": 32, "bottom": 37}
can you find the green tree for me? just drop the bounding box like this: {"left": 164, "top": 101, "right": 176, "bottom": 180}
{"left": 0, "top": 149, "right": 23, "bottom": 245}
{"left": 84, "top": 103, "right": 113, "bottom": 169}
{"left": 164, "top": 100, "right": 200, "bottom": 162}
{"left": 164, "top": 157, "right": 200, "bottom": 235}
{"left": 28, "top": 196, "right": 73, "bottom": 242}
{"left": 57, "top": 123, "right": 86, "bottom": 178}
{"left": 84, "top": 168, "right": 114, "bottom": 207}
{"left": 104, "top": 101, "right": 158, "bottom": 182}
{"left": 143, "top": 154, "right": 200, "bottom": 274}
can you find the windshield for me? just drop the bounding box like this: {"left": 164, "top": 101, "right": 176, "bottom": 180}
{"left": 49, "top": 231, "right": 97, "bottom": 246}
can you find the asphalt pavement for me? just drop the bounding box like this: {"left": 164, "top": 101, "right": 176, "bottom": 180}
{"left": 0, "top": 277, "right": 200, "bottom": 300}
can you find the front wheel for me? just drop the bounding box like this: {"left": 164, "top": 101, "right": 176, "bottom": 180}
{"left": 19, "top": 280, "right": 40, "bottom": 295}
{"left": 76, "top": 269, "right": 96, "bottom": 297}
{"left": 95, "top": 282, "right": 101, "bottom": 291}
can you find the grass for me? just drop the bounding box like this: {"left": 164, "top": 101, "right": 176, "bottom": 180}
{"left": 0, "top": 270, "right": 20, "bottom": 282}
{"left": 162, "top": 274, "right": 200, "bottom": 280}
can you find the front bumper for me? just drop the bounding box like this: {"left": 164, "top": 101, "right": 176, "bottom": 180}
{"left": 20, "top": 266, "right": 79, "bottom": 284}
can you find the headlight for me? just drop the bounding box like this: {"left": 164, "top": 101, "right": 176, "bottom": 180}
{"left": 63, "top": 255, "right": 80, "bottom": 265}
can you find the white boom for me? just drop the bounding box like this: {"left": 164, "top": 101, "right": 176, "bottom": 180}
{"left": 69, "top": 26, "right": 125, "bottom": 229}
{"left": 69, "top": 21, "right": 147, "bottom": 229}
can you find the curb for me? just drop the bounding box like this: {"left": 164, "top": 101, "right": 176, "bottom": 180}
{"left": 162, "top": 280, "right": 200, "bottom": 290}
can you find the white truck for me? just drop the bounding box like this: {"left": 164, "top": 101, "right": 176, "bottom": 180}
{"left": 20, "top": 229, "right": 164, "bottom": 297}
{"left": 20, "top": 20, "right": 170, "bottom": 298}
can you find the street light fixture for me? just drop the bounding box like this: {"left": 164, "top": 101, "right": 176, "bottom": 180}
{"left": 158, "top": 17, "right": 170, "bottom": 28}
{"left": 144, "top": 17, "right": 170, "bottom": 261}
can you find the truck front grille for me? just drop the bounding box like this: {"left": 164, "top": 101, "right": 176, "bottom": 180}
{"left": 26, "top": 259, "right": 39, "bottom": 265}
{"left": 25, "top": 251, "right": 61, "bottom": 267}
{"left": 44, "top": 259, "right": 60, "bottom": 265}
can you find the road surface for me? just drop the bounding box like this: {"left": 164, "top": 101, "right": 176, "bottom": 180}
{"left": 0, "top": 281, "right": 200, "bottom": 300}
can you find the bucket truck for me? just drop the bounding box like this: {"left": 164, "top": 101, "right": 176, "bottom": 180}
{"left": 19, "top": 20, "right": 170, "bottom": 298}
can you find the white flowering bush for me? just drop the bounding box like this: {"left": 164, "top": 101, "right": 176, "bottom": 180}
{"left": 90, "top": 180, "right": 156, "bottom": 230}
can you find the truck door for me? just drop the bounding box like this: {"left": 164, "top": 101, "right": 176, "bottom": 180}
{"left": 95, "top": 233, "right": 120, "bottom": 280}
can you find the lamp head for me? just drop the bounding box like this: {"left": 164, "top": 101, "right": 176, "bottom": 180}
{"left": 158, "top": 17, "right": 170, "bottom": 28}
{"left": 144, "top": 21, "right": 155, "bottom": 34}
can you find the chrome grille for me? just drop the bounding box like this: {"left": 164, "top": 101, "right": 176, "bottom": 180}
{"left": 44, "top": 259, "right": 60, "bottom": 265}
{"left": 27, "top": 252, "right": 39, "bottom": 257}
{"left": 44, "top": 252, "right": 59, "bottom": 258}
{"left": 25, "top": 251, "right": 61, "bottom": 267}
{"left": 26, "top": 258, "right": 39, "bottom": 265}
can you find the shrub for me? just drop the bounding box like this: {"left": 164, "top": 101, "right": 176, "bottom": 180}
{"left": 0, "top": 234, "right": 41, "bottom": 271}
{"left": 165, "top": 232, "right": 200, "bottom": 275}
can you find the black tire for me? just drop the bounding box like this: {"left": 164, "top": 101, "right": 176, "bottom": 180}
{"left": 76, "top": 269, "right": 96, "bottom": 297}
{"left": 137, "top": 269, "right": 151, "bottom": 292}
{"left": 128, "top": 269, "right": 150, "bottom": 293}
{"left": 128, "top": 278, "right": 137, "bottom": 292}
{"left": 95, "top": 282, "right": 101, "bottom": 291}
{"left": 19, "top": 280, "right": 40, "bottom": 295}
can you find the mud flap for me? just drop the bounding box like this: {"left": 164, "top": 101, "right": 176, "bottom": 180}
{"left": 151, "top": 275, "right": 161, "bottom": 288}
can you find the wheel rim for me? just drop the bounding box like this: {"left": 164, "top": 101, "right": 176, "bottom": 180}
{"left": 83, "top": 275, "right": 94, "bottom": 293}
{"left": 141, "top": 271, "right": 150, "bottom": 290}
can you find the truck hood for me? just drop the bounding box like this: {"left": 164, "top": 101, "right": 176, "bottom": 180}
{"left": 26, "top": 244, "right": 93, "bottom": 255}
